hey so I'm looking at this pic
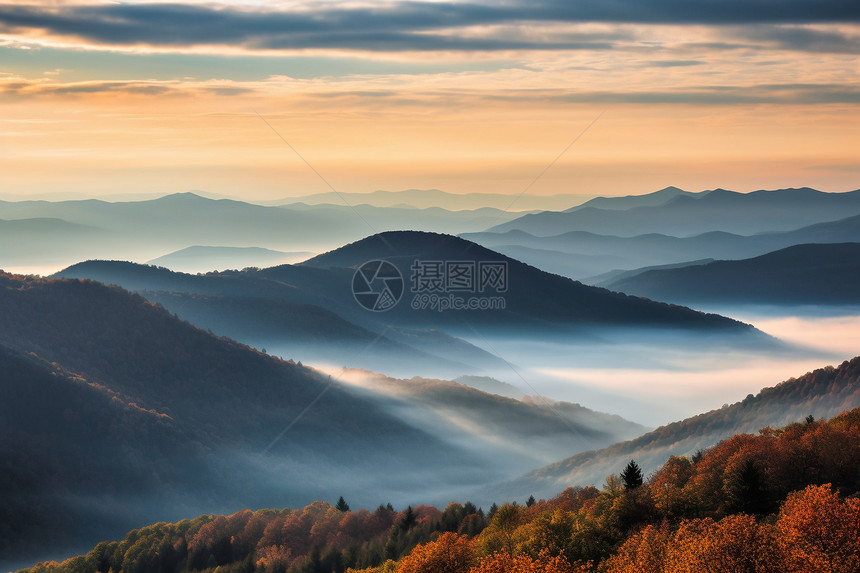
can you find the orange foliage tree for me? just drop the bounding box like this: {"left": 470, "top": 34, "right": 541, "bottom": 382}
{"left": 605, "top": 515, "right": 784, "bottom": 573}
{"left": 777, "top": 484, "right": 860, "bottom": 573}
{"left": 394, "top": 532, "right": 476, "bottom": 573}
{"left": 470, "top": 548, "right": 590, "bottom": 573}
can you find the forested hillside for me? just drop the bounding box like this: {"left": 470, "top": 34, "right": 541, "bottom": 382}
{"left": 21, "top": 409, "right": 860, "bottom": 573}
{"left": 495, "top": 356, "right": 860, "bottom": 500}
{"left": 0, "top": 273, "right": 492, "bottom": 568}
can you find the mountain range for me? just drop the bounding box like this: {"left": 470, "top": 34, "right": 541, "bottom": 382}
{"left": 0, "top": 270, "right": 652, "bottom": 569}
{"left": 490, "top": 187, "right": 860, "bottom": 237}
{"left": 0, "top": 193, "right": 523, "bottom": 274}
{"left": 604, "top": 242, "right": 860, "bottom": 306}
{"left": 464, "top": 197, "right": 860, "bottom": 280}
{"left": 268, "top": 188, "right": 590, "bottom": 211}
{"left": 6, "top": 185, "right": 860, "bottom": 571}
{"left": 52, "top": 232, "right": 763, "bottom": 382}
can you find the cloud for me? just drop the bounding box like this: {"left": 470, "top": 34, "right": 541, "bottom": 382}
{"left": 743, "top": 25, "right": 860, "bottom": 53}
{"left": 474, "top": 83, "right": 860, "bottom": 105}
{"left": 0, "top": 77, "right": 259, "bottom": 98}
{"left": 0, "top": 1, "right": 858, "bottom": 53}
{"left": 646, "top": 60, "right": 707, "bottom": 67}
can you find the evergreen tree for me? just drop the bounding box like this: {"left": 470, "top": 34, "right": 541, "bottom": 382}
{"left": 726, "top": 458, "right": 769, "bottom": 514}
{"left": 400, "top": 506, "right": 416, "bottom": 530}
{"left": 335, "top": 496, "right": 350, "bottom": 512}
{"left": 526, "top": 495, "right": 536, "bottom": 507}
{"left": 620, "top": 460, "right": 644, "bottom": 490}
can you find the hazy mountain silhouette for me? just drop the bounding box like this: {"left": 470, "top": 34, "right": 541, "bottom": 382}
{"left": 272, "top": 188, "right": 589, "bottom": 211}
{"left": 489, "top": 187, "right": 860, "bottom": 237}
{"left": 52, "top": 259, "right": 499, "bottom": 377}
{"left": 464, "top": 211, "right": 860, "bottom": 281}
{"left": 488, "top": 356, "right": 860, "bottom": 501}
{"left": 0, "top": 193, "right": 527, "bottom": 273}
{"left": 0, "top": 217, "right": 112, "bottom": 267}
{"left": 564, "top": 185, "right": 696, "bottom": 212}
{"left": 296, "top": 231, "right": 758, "bottom": 335}
{"left": 331, "top": 369, "right": 649, "bottom": 474}
{"left": 589, "top": 259, "right": 716, "bottom": 287}
{"left": 56, "top": 232, "right": 759, "bottom": 344}
{"left": 147, "top": 246, "right": 313, "bottom": 273}
{"left": 605, "top": 243, "right": 860, "bottom": 305}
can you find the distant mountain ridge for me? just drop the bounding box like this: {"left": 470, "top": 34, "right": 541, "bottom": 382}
{"left": 606, "top": 242, "right": 860, "bottom": 305}
{"left": 564, "top": 185, "right": 697, "bottom": 212}
{"left": 0, "top": 193, "right": 523, "bottom": 273}
{"left": 270, "top": 188, "right": 591, "bottom": 211}
{"left": 147, "top": 245, "right": 313, "bottom": 273}
{"left": 463, "top": 210, "right": 860, "bottom": 281}
{"left": 489, "top": 187, "right": 860, "bottom": 237}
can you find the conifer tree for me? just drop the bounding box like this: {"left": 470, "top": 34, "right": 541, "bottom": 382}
{"left": 621, "top": 460, "right": 644, "bottom": 490}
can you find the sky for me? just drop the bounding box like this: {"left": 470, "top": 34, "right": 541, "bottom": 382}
{"left": 1, "top": 0, "right": 859, "bottom": 201}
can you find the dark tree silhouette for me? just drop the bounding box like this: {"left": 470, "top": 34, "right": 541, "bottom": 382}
{"left": 335, "top": 496, "right": 350, "bottom": 512}
{"left": 620, "top": 460, "right": 644, "bottom": 490}
{"left": 726, "top": 458, "right": 769, "bottom": 515}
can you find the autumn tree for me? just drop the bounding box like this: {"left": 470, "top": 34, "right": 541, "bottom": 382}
{"left": 777, "top": 484, "right": 860, "bottom": 573}
{"left": 667, "top": 514, "right": 784, "bottom": 573}
{"left": 476, "top": 504, "right": 524, "bottom": 557}
{"left": 394, "top": 532, "right": 475, "bottom": 573}
{"left": 470, "top": 548, "right": 589, "bottom": 573}
{"left": 602, "top": 521, "right": 671, "bottom": 573}
{"left": 605, "top": 515, "right": 784, "bottom": 573}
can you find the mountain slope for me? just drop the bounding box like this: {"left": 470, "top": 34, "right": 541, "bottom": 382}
{"left": 491, "top": 356, "right": 860, "bottom": 501}
{"left": 52, "top": 259, "right": 498, "bottom": 377}
{"left": 606, "top": 243, "right": 860, "bottom": 305}
{"left": 55, "top": 233, "right": 763, "bottom": 373}
{"left": 0, "top": 345, "right": 201, "bottom": 570}
{"left": 335, "top": 369, "right": 649, "bottom": 472}
{"left": 0, "top": 272, "right": 498, "bottom": 568}
{"left": 295, "top": 231, "right": 758, "bottom": 334}
{"left": 489, "top": 187, "right": 860, "bottom": 237}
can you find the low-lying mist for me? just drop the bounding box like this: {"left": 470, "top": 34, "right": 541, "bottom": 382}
{"left": 464, "top": 310, "right": 860, "bottom": 427}
{"left": 287, "top": 309, "right": 860, "bottom": 429}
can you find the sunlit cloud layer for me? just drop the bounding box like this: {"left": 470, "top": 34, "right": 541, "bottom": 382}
{"left": 1, "top": 1, "right": 858, "bottom": 199}
{"left": 1, "top": 1, "right": 858, "bottom": 53}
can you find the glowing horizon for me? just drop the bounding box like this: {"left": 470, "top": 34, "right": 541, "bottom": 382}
{"left": 1, "top": 0, "right": 858, "bottom": 201}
